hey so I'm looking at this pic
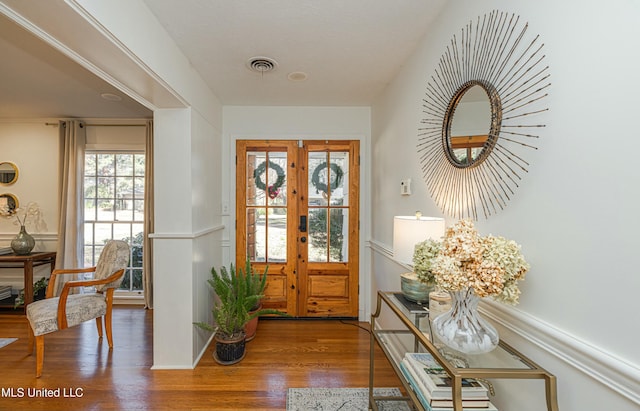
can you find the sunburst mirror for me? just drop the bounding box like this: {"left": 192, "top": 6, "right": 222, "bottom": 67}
{"left": 418, "top": 10, "right": 550, "bottom": 219}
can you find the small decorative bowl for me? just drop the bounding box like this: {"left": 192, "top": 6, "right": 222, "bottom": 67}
{"left": 400, "top": 272, "right": 433, "bottom": 303}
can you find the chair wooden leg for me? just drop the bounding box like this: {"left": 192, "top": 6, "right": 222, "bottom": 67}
{"left": 105, "top": 308, "right": 114, "bottom": 349}
{"left": 104, "top": 288, "right": 116, "bottom": 349}
{"left": 35, "top": 335, "right": 44, "bottom": 378}
{"left": 27, "top": 325, "right": 34, "bottom": 354}
{"left": 96, "top": 317, "right": 103, "bottom": 338}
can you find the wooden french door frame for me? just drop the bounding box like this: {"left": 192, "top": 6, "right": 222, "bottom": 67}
{"left": 236, "top": 140, "right": 299, "bottom": 316}
{"left": 298, "top": 140, "right": 359, "bottom": 317}
{"left": 236, "top": 140, "right": 360, "bottom": 317}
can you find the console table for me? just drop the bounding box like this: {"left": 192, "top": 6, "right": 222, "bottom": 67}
{"left": 0, "top": 252, "right": 56, "bottom": 312}
{"left": 369, "top": 291, "right": 558, "bottom": 411}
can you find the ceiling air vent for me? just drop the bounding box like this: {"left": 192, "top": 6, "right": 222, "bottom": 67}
{"left": 246, "top": 56, "right": 278, "bottom": 74}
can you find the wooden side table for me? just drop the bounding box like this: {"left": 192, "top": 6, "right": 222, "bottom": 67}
{"left": 0, "top": 252, "right": 56, "bottom": 313}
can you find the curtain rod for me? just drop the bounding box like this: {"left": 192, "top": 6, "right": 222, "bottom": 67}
{"left": 45, "top": 122, "right": 147, "bottom": 127}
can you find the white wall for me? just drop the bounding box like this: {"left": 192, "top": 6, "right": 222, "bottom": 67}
{"left": 0, "top": 121, "right": 58, "bottom": 292}
{"left": 86, "top": 124, "right": 145, "bottom": 151}
{"left": 190, "top": 109, "right": 223, "bottom": 365}
{"left": 371, "top": 0, "right": 640, "bottom": 410}
{"left": 222, "top": 106, "right": 372, "bottom": 318}
{"left": 0, "top": 121, "right": 58, "bottom": 244}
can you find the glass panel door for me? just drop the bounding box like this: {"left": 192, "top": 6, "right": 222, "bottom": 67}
{"left": 298, "top": 141, "right": 359, "bottom": 317}
{"left": 246, "top": 151, "right": 289, "bottom": 263}
{"left": 237, "top": 141, "right": 298, "bottom": 315}
{"left": 307, "top": 151, "right": 349, "bottom": 263}
{"left": 236, "top": 140, "right": 359, "bottom": 317}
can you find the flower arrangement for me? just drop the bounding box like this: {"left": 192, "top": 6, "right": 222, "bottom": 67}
{"left": 413, "top": 219, "right": 529, "bottom": 305}
{"left": 412, "top": 238, "right": 441, "bottom": 287}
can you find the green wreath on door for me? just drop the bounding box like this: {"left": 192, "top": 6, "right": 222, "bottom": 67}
{"left": 311, "top": 161, "right": 343, "bottom": 195}
{"left": 253, "top": 160, "right": 286, "bottom": 199}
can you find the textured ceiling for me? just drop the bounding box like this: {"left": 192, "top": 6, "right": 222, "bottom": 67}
{"left": 0, "top": 1, "right": 448, "bottom": 118}
{"left": 143, "top": 0, "right": 448, "bottom": 106}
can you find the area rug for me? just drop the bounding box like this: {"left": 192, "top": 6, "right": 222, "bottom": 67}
{"left": 0, "top": 338, "right": 18, "bottom": 349}
{"left": 286, "top": 387, "right": 412, "bottom": 411}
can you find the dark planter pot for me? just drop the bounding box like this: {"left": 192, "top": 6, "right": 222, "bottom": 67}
{"left": 34, "top": 288, "right": 46, "bottom": 301}
{"left": 214, "top": 332, "right": 246, "bottom": 365}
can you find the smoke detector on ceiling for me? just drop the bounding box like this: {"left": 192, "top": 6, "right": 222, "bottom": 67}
{"left": 246, "top": 56, "right": 278, "bottom": 74}
{"left": 288, "top": 71, "right": 308, "bottom": 81}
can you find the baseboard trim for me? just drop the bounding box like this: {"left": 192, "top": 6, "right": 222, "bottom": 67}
{"left": 481, "top": 300, "right": 640, "bottom": 406}
{"left": 150, "top": 365, "right": 193, "bottom": 370}
{"left": 192, "top": 332, "right": 215, "bottom": 369}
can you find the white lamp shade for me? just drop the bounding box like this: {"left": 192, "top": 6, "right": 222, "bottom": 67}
{"left": 393, "top": 216, "right": 445, "bottom": 265}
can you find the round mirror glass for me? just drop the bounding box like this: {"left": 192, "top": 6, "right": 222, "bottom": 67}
{"left": 0, "top": 162, "right": 18, "bottom": 185}
{"left": 0, "top": 193, "right": 18, "bottom": 216}
{"left": 446, "top": 85, "right": 492, "bottom": 167}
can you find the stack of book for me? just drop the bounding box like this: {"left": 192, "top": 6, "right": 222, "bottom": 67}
{"left": 0, "top": 285, "right": 12, "bottom": 300}
{"left": 399, "top": 352, "right": 498, "bottom": 411}
{"left": 0, "top": 246, "right": 12, "bottom": 255}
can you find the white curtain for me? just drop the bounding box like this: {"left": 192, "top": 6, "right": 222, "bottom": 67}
{"left": 143, "top": 120, "right": 154, "bottom": 309}
{"left": 54, "top": 120, "right": 86, "bottom": 294}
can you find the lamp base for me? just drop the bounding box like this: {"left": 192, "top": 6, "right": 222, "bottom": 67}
{"left": 400, "top": 272, "right": 432, "bottom": 303}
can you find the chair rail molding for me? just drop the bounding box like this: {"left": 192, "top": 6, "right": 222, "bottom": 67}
{"left": 367, "top": 238, "right": 391, "bottom": 257}
{"left": 149, "top": 224, "right": 225, "bottom": 240}
{"left": 481, "top": 301, "right": 640, "bottom": 406}
{"left": 368, "top": 238, "right": 416, "bottom": 274}
{"left": 0, "top": 232, "right": 57, "bottom": 243}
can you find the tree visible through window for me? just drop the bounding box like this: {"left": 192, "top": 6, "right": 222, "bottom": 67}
{"left": 84, "top": 152, "right": 144, "bottom": 293}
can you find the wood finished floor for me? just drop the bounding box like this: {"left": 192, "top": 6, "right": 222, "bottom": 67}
{"left": 0, "top": 306, "right": 402, "bottom": 410}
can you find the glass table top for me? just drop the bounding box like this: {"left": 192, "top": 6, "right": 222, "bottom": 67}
{"left": 384, "top": 292, "right": 535, "bottom": 371}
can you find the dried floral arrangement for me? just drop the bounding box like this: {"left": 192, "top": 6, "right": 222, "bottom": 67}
{"left": 413, "top": 219, "right": 529, "bottom": 305}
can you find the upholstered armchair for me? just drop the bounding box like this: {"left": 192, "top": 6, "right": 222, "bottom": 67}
{"left": 26, "top": 240, "right": 130, "bottom": 377}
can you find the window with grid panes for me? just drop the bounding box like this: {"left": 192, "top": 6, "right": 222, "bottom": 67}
{"left": 84, "top": 152, "right": 144, "bottom": 294}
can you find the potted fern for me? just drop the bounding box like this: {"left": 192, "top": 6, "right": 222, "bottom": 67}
{"left": 195, "top": 261, "right": 287, "bottom": 365}
{"left": 240, "top": 259, "right": 270, "bottom": 341}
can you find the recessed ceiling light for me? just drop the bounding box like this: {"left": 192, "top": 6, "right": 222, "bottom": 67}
{"left": 288, "top": 71, "right": 308, "bottom": 81}
{"left": 246, "top": 56, "right": 278, "bottom": 74}
{"left": 100, "top": 93, "right": 122, "bottom": 101}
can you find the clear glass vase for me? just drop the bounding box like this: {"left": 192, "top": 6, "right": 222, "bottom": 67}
{"left": 11, "top": 225, "right": 36, "bottom": 255}
{"left": 432, "top": 288, "right": 499, "bottom": 354}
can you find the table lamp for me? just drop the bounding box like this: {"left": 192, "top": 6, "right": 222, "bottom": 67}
{"left": 393, "top": 214, "right": 445, "bottom": 265}
{"left": 393, "top": 214, "right": 445, "bottom": 303}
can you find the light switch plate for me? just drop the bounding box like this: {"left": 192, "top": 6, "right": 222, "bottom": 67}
{"left": 400, "top": 179, "right": 411, "bottom": 195}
